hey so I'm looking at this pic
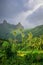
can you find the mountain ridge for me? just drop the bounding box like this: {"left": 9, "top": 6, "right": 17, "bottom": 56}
{"left": 0, "top": 20, "right": 43, "bottom": 40}
{"left": 0, "top": 20, "right": 24, "bottom": 29}
{"left": 0, "top": 20, "right": 24, "bottom": 39}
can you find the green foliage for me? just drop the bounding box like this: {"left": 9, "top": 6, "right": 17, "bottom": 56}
{"left": 2, "top": 41, "right": 9, "bottom": 48}
{"left": 0, "top": 32, "right": 43, "bottom": 65}
{"left": 11, "top": 43, "right": 17, "bottom": 53}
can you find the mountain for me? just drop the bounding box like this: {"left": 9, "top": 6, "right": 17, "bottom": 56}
{"left": 0, "top": 20, "right": 24, "bottom": 29}
{"left": 0, "top": 20, "right": 24, "bottom": 39}
{"left": 0, "top": 20, "right": 43, "bottom": 40}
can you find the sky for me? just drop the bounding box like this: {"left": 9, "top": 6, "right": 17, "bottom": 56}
{"left": 0, "top": 0, "right": 43, "bottom": 28}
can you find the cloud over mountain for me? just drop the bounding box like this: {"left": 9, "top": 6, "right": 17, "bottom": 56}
{"left": 0, "top": 0, "right": 43, "bottom": 28}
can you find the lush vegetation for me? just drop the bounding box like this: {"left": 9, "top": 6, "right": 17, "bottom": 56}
{"left": 0, "top": 31, "right": 43, "bottom": 65}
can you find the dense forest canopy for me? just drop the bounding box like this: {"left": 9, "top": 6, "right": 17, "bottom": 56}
{"left": 0, "top": 31, "right": 43, "bottom": 65}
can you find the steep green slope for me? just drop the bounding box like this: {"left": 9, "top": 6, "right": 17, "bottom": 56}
{"left": 24, "top": 25, "right": 43, "bottom": 37}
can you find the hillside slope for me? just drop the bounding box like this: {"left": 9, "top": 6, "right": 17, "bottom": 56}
{"left": 24, "top": 25, "right": 43, "bottom": 37}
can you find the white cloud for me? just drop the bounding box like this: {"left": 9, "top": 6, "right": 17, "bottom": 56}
{"left": 24, "top": 0, "right": 43, "bottom": 10}
{"left": 16, "top": 0, "right": 43, "bottom": 28}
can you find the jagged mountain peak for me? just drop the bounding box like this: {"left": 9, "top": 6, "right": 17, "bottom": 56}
{"left": 0, "top": 20, "right": 24, "bottom": 29}
{"left": 16, "top": 22, "right": 24, "bottom": 29}
{"left": 17, "top": 22, "right": 21, "bottom": 25}
{"left": 3, "top": 20, "right": 8, "bottom": 24}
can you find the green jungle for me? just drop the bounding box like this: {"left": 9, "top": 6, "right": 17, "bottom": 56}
{"left": 0, "top": 21, "right": 43, "bottom": 65}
